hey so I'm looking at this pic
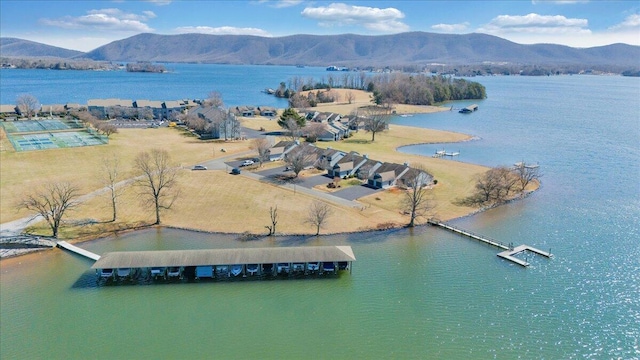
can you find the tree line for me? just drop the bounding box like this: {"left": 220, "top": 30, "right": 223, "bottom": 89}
{"left": 274, "top": 72, "right": 486, "bottom": 107}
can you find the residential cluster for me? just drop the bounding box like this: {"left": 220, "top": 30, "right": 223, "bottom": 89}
{"left": 268, "top": 140, "right": 433, "bottom": 190}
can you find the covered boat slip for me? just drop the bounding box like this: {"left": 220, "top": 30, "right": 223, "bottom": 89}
{"left": 91, "top": 246, "right": 355, "bottom": 281}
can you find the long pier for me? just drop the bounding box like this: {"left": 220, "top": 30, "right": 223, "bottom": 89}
{"left": 427, "top": 219, "right": 553, "bottom": 267}
{"left": 57, "top": 241, "right": 101, "bottom": 261}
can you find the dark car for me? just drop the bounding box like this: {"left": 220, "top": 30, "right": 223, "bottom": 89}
{"left": 231, "top": 167, "right": 241, "bottom": 175}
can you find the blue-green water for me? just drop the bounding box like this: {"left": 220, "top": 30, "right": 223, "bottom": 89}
{"left": 1, "top": 71, "right": 639, "bottom": 359}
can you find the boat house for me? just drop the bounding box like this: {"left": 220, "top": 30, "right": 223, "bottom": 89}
{"left": 91, "top": 246, "right": 356, "bottom": 282}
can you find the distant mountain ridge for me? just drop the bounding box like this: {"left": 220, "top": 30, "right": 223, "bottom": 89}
{"left": 2, "top": 32, "right": 639, "bottom": 69}
{"left": 0, "top": 37, "right": 84, "bottom": 58}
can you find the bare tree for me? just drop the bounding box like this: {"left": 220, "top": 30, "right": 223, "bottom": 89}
{"left": 250, "top": 138, "right": 271, "bottom": 166}
{"left": 16, "top": 94, "right": 39, "bottom": 119}
{"left": 362, "top": 106, "right": 390, "bottom": 142}
{"left": 346, "top": 91, "right": 355, "bottom": 104}
{"left": 133, "top": 149, "right": 180, "bottom": 225}
{"left": 463, "top": 166, "right": 520, "bottom": 206}
{"left": 101, "top": 155, "right": 123, "bottom": 222}
{"left": 401, "top": 167, "right": 434, "bottom": 227}
{"left": 284, "top": 146, "right": 315, "bottom": 178}
{"left": 304, "top": 122, "right": 327, "bottom": 142}
{"left": 96, "top": 123, "right": 118, "bottom": 138}
{"left": 513, "top": 164, "right": 542, "bottom": 192}
{"left": 305, "top": 201, "right": 333, "bottom": 235}
{"left": 205, "top": 91, "right": 224, "bottom": 107}
{"left": 18, "top": 182, "right": 79, "bottom": 237}
{"left": 265, "top": 206, "right": 278, "bottom": 235}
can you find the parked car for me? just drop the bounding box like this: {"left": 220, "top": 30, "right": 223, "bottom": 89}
{"left": 192, "top": 165, "right": 207, "bottom": 170}
{"left": 231, "top": 167, "right": 241, "bottom": 175}
{"left": 240, "top": 159, "right": 254, "bottom": 167}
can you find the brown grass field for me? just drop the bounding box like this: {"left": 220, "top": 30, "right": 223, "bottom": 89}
{"left": 0, "top": 93, "right": 506, "bottom": 240}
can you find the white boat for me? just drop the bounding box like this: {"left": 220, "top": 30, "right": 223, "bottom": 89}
{"left": 99, "top": 268, "right": 114, "bottom": 278}
{"left": 246, "top": 264, "right": 259, "bottom": 275}
{"left": 307, "top": 262, "right": 319, "bottom": 271}
{"left": 277, "top": 263, "right": 290, "bottom": 274}
{"left": 167, "top": 267, "right": 182, "bottom": 278}
{"left": 151, "top": 267, "right": 166, "bottom": 279}
{"left": 292, "top": 263, "right": 305, "bottom": 272}
{"left": 231, "top": 264, "right": 243, "bottom": 276}
{"left": 117, "top": 268, "right": 131, "bottom": 278}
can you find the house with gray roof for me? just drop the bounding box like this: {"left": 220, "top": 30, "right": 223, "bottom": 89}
{"left": 367, "top": 162, "right": 410, "bottom": 189}
{"left": 268, "top": 140, "right": 298, "bottom": 161}
{"left": 329, "top": 151, "right": 369, "bottom": 178}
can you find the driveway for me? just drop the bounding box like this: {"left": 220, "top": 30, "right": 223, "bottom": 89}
{"left": 332, "top": 184, "right": 382, "bottom": 200}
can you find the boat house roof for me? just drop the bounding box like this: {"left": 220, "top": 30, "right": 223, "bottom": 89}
{"left": 91, "top": 246, "right": 356, "bottom": 269}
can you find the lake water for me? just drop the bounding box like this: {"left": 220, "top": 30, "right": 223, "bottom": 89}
{"left": 1, "top": 68, "right": 639, "bottom": 359}
{"left": 0, "top": 64, "right": 330, "bottom": 108}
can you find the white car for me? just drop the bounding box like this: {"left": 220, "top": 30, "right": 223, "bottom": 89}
{"left": 192, "top": 165, "right": 207, "bottom": 170}
{"left": 241, "top": 160, "right": 254, "bottom": 167}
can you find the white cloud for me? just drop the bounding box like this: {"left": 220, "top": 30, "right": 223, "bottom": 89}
{"left": 608, "top": 14, "right": 640, "bottom": 31}
{"left": 144, "top": 0, "right": 172, "bottom": 5}
{"left": 431, "top": 22, "right": 470, "bottom": 33}
{"left": 252, "top": 0, "right": 301, "bottom": 8}
{"left": 476, "top": 12, "right": 640, "bottom": 47}
{"left": 40, "top": 8, "right": 154, "bottom": 32}
{"left": 301, "top": 3, "right": 409, "bottom": 33}
{"left": 477, "top": 13, "right": 591, "bottom": 40}
{"left": 174, "top": 26, "right": 272, "bottom": 37}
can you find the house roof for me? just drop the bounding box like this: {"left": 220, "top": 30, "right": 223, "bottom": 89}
{"left": 0, "top": 104, "right": 17, "bottom": 113}
{"left": 88, "top": 98, "right": 132, "bottom": 107}
{"left": 134, "top": 100, "right": 163, "bottom": 108}
{"left": 91, "top": 246, "right": 356, "bottom": 269}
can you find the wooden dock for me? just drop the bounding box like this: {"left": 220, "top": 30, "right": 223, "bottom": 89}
{"left": 428, "top": 220, "right": 553, "bottom": 267}
{"left": 57, "top": 241, "right": 101, "bottom": 261}
{"left": 428, "top": 220, "right": 510, "bottom": 250}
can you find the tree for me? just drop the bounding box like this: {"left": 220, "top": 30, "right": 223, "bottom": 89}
{"left": 101, "top": 155, "right": 123, "bottom": 222}
{"left": 205, "top": 91, "right": 224, "bottom": 107}
{"left": 513, "top": 164, "right": 542, "bottom": 192}
{"left": 284, "top": 146, "right": 315, "bottom": 178}
{"left": 250, "top": 138, "right": 271, "bottom": 166}
{"left": 97, "top": 123, "right": 118, "bottom": 138}
{"left": 133, "top": 149, "right": 180, "bottom": 225}
{"left": 362, "top": 106, "right": 390, "bottom": 142}
{"left": 18, "top": 182, "right": 79, "bottom": 237}
{"left": 304, "top": 122, "right": 327, "bottom": 142}
{"left": 463, "top": 166, "right": 520, "bottom": 206}
{"left": 278, "top": 108, "right": 306, "bottom": 140}
{"left": 401, "top": 167, "right": 434, "bottom": 227}
{"left": 16, "top": 94, "right": 39, "bottom": 119}
{"left": 305, "top": 201, "right": 333, "bottom": 235}
{"left": 346, "top": 91, "right": 355, "bottom": 104}
{"left": 265, "top": 206, "right": 278, "bottom": 235}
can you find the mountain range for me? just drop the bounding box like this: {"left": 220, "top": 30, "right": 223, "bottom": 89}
{"left": 2, "top": 32, "right": 639, "bottom": 69}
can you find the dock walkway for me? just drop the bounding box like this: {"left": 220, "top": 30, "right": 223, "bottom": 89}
{"left": 428, "top": 219, "right": 552, "bottom": 267}
{"left": 57, "top": 241, "right": 101, "bottom": 261}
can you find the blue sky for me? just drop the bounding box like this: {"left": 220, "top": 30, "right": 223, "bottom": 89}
{"left": 1, "top": 0, "right": 638, "bottom": 51}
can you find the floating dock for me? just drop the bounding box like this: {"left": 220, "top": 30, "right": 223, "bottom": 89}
{"left": 57, "top": 241, "right": 101, "bottom": 261}
{"left": 428, "top": 220, "right": 552, "bottom": 267}
{"left": 497, "top": 245, "right": 552, "bottom": 267}
{"left": 433, "top": 150, "right": 460, "bottom": 158}
{"left": 459, "top": 104, "right": 478, "bottom": 113}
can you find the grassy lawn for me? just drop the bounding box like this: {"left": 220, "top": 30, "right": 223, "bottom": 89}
{"left": 3, "top": 117, "right": 504, "bottom": 240}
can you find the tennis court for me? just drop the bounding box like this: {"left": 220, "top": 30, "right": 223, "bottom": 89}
{"left": 1, "top": 119, "right": 82, "bottom": 134}
{"left": 8, "top": 131, "right": 108, "bottom": 152}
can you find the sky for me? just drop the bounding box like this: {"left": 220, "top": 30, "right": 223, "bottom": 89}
{"left": 1, "top": 0, "right": 639, "bottom": 52}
